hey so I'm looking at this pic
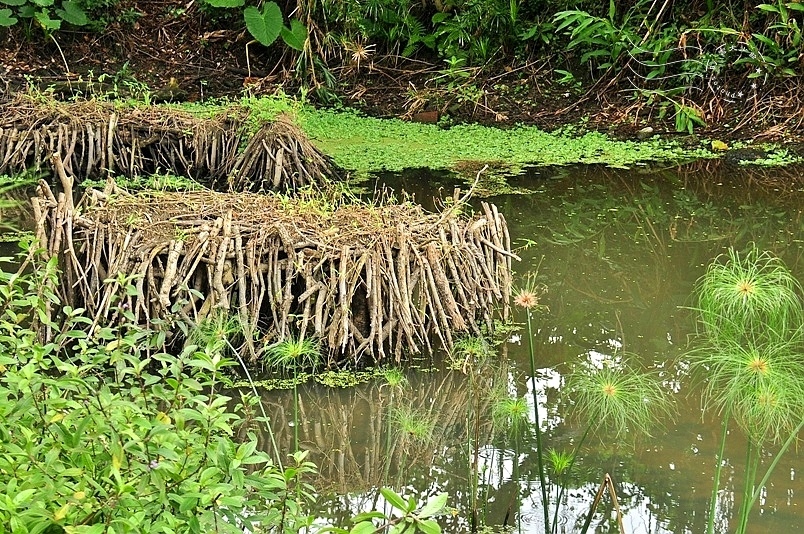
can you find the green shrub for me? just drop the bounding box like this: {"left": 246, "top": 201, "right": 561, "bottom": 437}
{"left": 0, "top": 244, "right": 316, "bottom": 533}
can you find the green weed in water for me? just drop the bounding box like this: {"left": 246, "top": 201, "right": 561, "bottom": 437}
{"left": 548, "top": 449, "right": 573, "bottom": 477}
{"left": 393, "top": 404, "right": 436, "bottom": 445}
{"left": 567, "top": 357, "right": 674, "bottom": 441}
{"left": 449, "top": 334, "right": 494, "bottom": 371}
{"left": 694, "top": 246, "right": 803, "bottom": 345}
{"left": 295, "top": 108, "right": 715, "bottom": 174}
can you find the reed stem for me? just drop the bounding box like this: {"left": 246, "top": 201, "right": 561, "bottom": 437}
{"left": 526, "top": 309, "right": 550, "bottom": 534}
{"left": 706, "top": 408, "right": 730, "bottom": 534}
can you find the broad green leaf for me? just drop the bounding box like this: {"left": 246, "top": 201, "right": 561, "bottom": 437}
{"left": 56, "top": 0, "right": 87, "bottom": 25}
{"left": 417, "top": 493, "right": 448, "bottom": 518}
{"left": 280, "top": 18, "right": 307, "bottom": 51}
{"left": 0, "top": 0, "right": 26, "bottom": 7}
{"left": 380, "top": 487, "right": 408, "bottom": 512}
{"left": 244, "top": 2, "right": 282, "bottom": 47}
{"left": 349, "top": 522, "right": 378, "bottom": 534}
{"left": 0, "top": 7, "right": 17, "bottom": 25}
{"left": 416, "top": 519, "right": 441, "bottom": 534}
{"left": 352, "top": 511, "right": 386, "bottom": 522}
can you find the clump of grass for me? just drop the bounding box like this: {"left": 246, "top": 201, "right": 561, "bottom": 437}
{"left": 380, "top": 367, "right": 408, "bottom": 390}
{"left": 548, "top": 449, "right": 573, "bottom": 477}
{"left": 188, "top": 310, "right": 245, "bottom": 353}
{"left": 263, "top": 336, "right": 322, "bottom": 451}
{"left": 263, "top": 336, "right": 322, "bottom": 377}
{"left": 449, "top": 334, "right": 494, "bottom": 372}
{"left": 491, "top": 394, "right": 530, "bottom": 441}
{"left": 393, "top": 404, "right": 436, "bottom": 446}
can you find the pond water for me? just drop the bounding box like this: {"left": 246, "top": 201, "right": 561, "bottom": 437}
{"left": 244, "top": 161, "right": 804, "bottom": 533}
{"left": 2, "top": 161, "right": 803, "bottom": 533}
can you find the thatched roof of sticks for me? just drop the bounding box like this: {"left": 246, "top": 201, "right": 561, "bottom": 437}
{"left": 0, "top": 94, "right": 337, "bottom": 191}
{"left": 34, "top": 159, "right": 517, "bottom": 365}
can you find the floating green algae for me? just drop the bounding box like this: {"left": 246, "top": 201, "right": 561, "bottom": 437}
{"left": 295, "top": 108, "right": 715, "bottom": 173}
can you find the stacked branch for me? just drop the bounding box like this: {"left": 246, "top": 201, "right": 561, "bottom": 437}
{"left": 33, "top": 157, "right": 516, "bottom": 365}
{"left": 0, "top": 94, "right": 336, "bottom": 190}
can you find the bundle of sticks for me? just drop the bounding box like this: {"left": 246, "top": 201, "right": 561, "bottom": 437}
{"left": 33, "top": 156, "right": 516, "bottom": 365}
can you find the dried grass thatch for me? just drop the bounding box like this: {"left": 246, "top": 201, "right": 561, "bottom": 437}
{"left": 33, "top": 156, "right": 516, "bottom": 365}
{"left": 0, "top": 94, "right": 336, "bottom": 191}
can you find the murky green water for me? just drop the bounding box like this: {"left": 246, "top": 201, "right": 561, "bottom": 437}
{"left": 246, "top": 162, "right": 804, "bottom": 533}
{"left": 3, "top": 162, "right": 803, "bottom": 533}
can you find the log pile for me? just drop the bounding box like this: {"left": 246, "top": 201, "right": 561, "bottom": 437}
{"left": 0, "top": 94, "right": 336, "bottom": 191}
{"left": 33, "top": 159, "right": 517, "bottom": 365}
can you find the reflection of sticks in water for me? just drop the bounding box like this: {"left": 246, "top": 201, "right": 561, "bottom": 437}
{"left": 579, "top": 473, "right": 626, "bottom": 534}
{"left": 261, "top": 367, "right": 502, "bottom": 493}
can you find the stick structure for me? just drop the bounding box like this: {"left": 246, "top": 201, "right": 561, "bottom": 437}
{"left": 1, "top": 95, "right": 335, "bottom": 191}
{"left": 34, "top": 158, "right": 517, "bottom": 365}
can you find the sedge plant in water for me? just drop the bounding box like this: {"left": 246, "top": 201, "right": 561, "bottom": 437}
{"left": 451, "top": 334, "right": 496, "bottom": 532}
{"left": 380, "top": 367, "right": 408, "bottom": 484}
{"left": 513, "top": 274, "right": 551, "bottom": 534}
{"left": 491, "top": 389, "right": 530, "bottom": 531}
{"left": 560, "top": 355, "right": 674, "bottom": 534}
{"left": 687, "top": 246, "right": 804, "bottom": 534}
{"left": 264, "top": 336, "right": 323, "bottom": 451}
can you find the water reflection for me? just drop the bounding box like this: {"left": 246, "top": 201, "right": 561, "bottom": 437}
{"left": 245, "top": 162, "right": 804, "bottom": 533}
{"left": 4, "top": 161, "right": 804, "bottom": 532}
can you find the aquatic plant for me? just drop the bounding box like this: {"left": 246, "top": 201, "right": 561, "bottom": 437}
{"left": 567, "top": 357, "right": 673, "bottom": 441}
{"left": 558, "top": 355, "right": 673, "bottom": 533}
{"left": 450, "top": 334, "right": 494, "bottom": 372}
{"left": 513, "top": 272, "right": 551, "bottom": 533}
{"left": 548, "top": 449, "right": 572, "bottom": 477}
{"left": 263, "top": 336, "right": 323, "bottom": 376}
{"left": 381, "top": 367, "right": 408, "bottom": 484}
{"left": 392, "top": 403, "right": 436, "bottom": 447}
{"left": 189, "top": 309, "right": 246, "bottom": 353}
{"left": 694, "top": 246, "right": 803, "bottom": 345}
{"left": 264, "top": 336, "right": 323, "bottom": 450}
{"left": 491, "top": 394, "right": 530, "bottom": 441}
{"left": 296, "top": 107, "right": 715, "bottom": 175}
{"left": 491, "top": 391, "right": 530, "bottom": 532}
{"left": 687, "top": 246, "right": 804, "bottom": 534}
{"left": 452, "top": 335, "right": 497, "bottom": 532}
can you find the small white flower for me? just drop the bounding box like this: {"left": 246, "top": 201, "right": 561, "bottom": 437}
{"left": 751, "top": 82, "right": 758, "bottom": 90}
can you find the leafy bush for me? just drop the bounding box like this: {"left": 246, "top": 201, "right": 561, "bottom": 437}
{"left": 0, "top": 243, "right": 316, "bottom": 533}
{"left": 0, "top": 0, "right": 89, "bottom": 31}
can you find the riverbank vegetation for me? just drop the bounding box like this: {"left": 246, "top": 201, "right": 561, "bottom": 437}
{"left": 3, "top": 0, "right": 804, "bottom": 140}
